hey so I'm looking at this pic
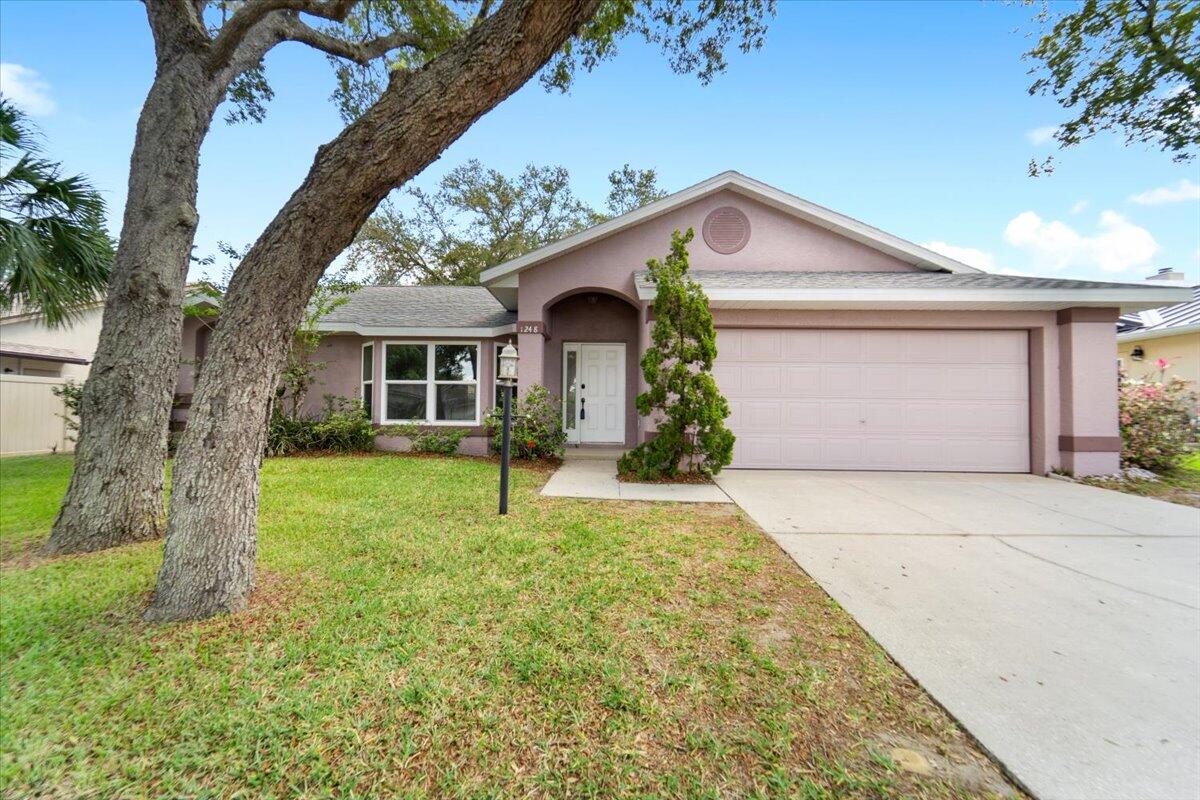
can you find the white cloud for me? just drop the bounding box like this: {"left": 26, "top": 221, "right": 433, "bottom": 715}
{"left": 1128, "top": 179, "right": 1200, "bottom": 205}
{"left": 1003, "top": 210, "right": 1159, "bottom": 273}
{"left": 1026, "top": 125, "right": 1059, "bottom": 146}
{"left": 0, "top": 63, "right": 55, "bottom": 116}
{"left": 921, "top": 241, "right": 996, "bottom": 271}
{"left": 1070, "top": 200, "right": 1088, "bottom": 214}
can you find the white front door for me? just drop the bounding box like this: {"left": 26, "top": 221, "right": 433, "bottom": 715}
{"left": 564, "top": 343, "right": 625, "bottom": 444}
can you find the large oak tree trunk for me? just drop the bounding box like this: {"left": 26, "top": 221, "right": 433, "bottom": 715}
{"left": 144, "top": 0, "right": 601, "bottom": 622}
{"left": 44, "top": 55, "right": 222, "bottom": 556}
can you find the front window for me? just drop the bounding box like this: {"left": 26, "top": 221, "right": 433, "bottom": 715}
{"left": 361, "top": 343, "right": 374, "bottom": 420}
{"left": 383, "top": 342, "right": 479, "bottom": 424}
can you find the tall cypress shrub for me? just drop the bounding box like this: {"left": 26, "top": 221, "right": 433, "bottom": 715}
{"left": 619, "top": 228, "right": 735, "bottom": 479}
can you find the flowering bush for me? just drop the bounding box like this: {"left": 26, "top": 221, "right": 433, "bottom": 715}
{"left": 1118, "top": 371, "right": 1198, "bottom": 471}
{"left": 486, "top": 383, "right": 566, "bottom": 460}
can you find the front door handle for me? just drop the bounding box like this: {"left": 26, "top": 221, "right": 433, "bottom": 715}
{"left": 580, "top": 397, "right": 585, "bottom": 420}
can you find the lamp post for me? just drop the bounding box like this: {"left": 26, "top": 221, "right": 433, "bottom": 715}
{"left": 497, "top": 342, "right": 519, "bottom": 515}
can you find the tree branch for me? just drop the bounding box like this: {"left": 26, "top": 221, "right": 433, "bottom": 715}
{"left": 1134, "top": 0, "right": 1200, "bottom": 90}
{"left": 207, "top": 0, "right": 357, "bottom": 72}
{"left": 276, "top": 15, "right": 432, "bottom": 65}
{"left": 144, "top": 0, "right": 211, "bottom": 62}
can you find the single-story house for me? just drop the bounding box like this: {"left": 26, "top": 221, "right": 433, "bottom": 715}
{"left": 1116, "top": 272, "right": 1199, "bottom": 401}
{"left": 179, "top": 171, "right": 1190, "bottom": 476}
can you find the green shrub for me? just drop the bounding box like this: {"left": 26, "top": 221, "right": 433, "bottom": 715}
{"left": 51, "top": 380, "right": 83, "bottom": 443}
{"left": 389, "top": 424, "right": 469, "bottom": 455}
{"left": 486, "top": 383, "right": 566, "bottom": 460}
{"left": 266, "top": 396, "right": 374, "bottom": 456}
{"left": 620, "top": 228, "right": 734, "bottom": 480}
{"left": 1119, "top": 372, "right": 1198, "bottom": 471}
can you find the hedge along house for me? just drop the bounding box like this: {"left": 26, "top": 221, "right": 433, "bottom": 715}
{"left": 177, "top": 172, "right": 1189, "bottom": 474}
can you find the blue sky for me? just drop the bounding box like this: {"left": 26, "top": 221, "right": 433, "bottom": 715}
{"left": 2, "top": 0, "right": 1198, "bottom": 283}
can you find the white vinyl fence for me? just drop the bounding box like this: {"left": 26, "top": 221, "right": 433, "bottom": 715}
{"left": 0, "top": 374, "right": 75, "bottom": 456}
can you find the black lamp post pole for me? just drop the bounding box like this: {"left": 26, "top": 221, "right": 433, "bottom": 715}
{"left": 499, "top": 382, "right": 512, "bottom": 515}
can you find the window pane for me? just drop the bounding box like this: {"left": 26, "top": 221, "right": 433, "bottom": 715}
{"left": 386, "top": 344, "right": 426, "bottom": 381}
{"left": 386, "top": 383, "right": 426, "bottom": 420}
{"left": 362, "top": 344, "right": 374, "bottom": 381}
{"left": 363, "top": 382, "right": 373, "bottom": 420}
{"left": 435, "top": 344, "right": 478, "bottom": 381}
{"left": 564, "top": 349, "right": 578, "bottom": 430}
{"left": 436, "top": 384, "right": 476, "bottom": 421}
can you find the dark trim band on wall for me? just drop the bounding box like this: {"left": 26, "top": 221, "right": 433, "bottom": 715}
{"left": 1056, "top": 307, "right": 1119, "bottom": 325}
{"left": 1058, "top": 435, "right": 1122, "bottom": 452}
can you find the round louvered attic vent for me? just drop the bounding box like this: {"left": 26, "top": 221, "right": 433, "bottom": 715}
{"left": 702, "top": 206, "right": 751, "bottom": 254}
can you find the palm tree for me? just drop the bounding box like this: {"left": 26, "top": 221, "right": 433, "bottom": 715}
{"left": 0, "top": 98, "right": 113, "bottom": 326}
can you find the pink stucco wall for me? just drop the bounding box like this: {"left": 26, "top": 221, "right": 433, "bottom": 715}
{"left": 504, "top": 186, "right": 1123, "bottom": 475}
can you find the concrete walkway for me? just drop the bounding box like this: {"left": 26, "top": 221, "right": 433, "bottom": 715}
{"left": 716, "top": 470, "right": 1200, "bottom": 800}
{"left": 541, "top": 449, "right": 731, "bottom": 503}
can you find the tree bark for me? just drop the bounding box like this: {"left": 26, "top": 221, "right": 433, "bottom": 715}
{"left": 144, "top": 0, "right": 602, "bottom": 622}
{"left": 44, "top": 51, "right": 222, "bottom": 556}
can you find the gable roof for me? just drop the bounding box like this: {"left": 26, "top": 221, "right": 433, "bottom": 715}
{"left": 316, "top": 286, "right": 516, "bottom": 336}
{"left": 478, "top": 171, "right": 981, "bottom": 287}
{"left": 1117, "top": 285, "right": 1200, "bottom": 342}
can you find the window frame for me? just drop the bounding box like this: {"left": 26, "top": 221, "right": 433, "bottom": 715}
{"left": 382, "top": 340, "right": 481, "bottom": 425}
{"left": 361, "top": 342, "right": 375, "bottom": 422}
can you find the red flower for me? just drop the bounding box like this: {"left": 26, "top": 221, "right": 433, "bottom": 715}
{"left": 526, "top": 439, "right": 536, "bottom": 449}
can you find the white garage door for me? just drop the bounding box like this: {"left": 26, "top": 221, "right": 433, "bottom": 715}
{"left": 714, "top": 329, "right": 1030, "bottom": 472}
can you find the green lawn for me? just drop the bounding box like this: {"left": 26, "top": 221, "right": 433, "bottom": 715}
{"left": 1, "top": 454, "right": 1014, "bottom": 798}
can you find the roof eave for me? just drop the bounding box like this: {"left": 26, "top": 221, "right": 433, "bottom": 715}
{"left": 0, "top": 348, "right": 90, "bottom": 365}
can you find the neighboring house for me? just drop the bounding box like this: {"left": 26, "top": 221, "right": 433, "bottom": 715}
{"left": 0, "top": 301, "right": 102, "bottom": 379}
{"left": 1116, "top": 271, "right": 1199, "bottom": 400}
{"left": 287, "top": 171, "right": 1186, "bottom": 477}
{"left": 1, "top": 290, "right": 219, "bottom": 455}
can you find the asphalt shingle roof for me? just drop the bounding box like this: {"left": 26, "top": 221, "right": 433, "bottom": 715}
{"left": 633, "top": 270, "right": 1176, "bottom": 291}
{"left": 321, "top": 286, "right": 515, "bottom": 329}
{"left": 0, "top": 341, "right": 90, "bottom": 363}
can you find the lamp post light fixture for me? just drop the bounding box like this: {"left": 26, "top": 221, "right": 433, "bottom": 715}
{"left": 497, "top": 342, "right": 519, "bottom": 515}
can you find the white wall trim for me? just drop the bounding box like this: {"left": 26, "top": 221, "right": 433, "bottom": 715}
{"left": 380, "top": 340, "right": 482, "bottom": 426}
{"left": 635, "top": 284, "right": 1190, "bottom": 312}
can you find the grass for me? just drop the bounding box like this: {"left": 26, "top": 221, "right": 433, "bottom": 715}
{"left": 1, "top": 453, "right": 1016, "bottom": 798}
{"left": 1081, "top": 451, "right": 1200, "bottom": 507}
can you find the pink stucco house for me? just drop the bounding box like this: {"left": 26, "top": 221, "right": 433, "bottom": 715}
{"left": 179, "top": 172, "right": 1190, "bottom": 476}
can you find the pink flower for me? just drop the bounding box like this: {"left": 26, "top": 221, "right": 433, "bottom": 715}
{"left": 1157, "top": 358, "right": 1171, "bottom": 370}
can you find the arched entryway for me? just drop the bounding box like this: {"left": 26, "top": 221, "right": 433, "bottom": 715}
{"left": 545, "top": 291, "right": 640, "bottom": 446}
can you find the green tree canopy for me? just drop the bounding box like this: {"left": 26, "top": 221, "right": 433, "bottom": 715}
{"left": 348, "top": 161, "right": 666, "bottom": 285}
{"left": 1027, "top": 0, "right": 1200, "bottom": 170}
{"left": 0, "top": 99, "right": 113, "bottom": 326}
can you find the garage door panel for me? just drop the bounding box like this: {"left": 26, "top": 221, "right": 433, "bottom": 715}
{"left": 783, "top": 365, "right": 821, "bottom": 396}
{"left": 743, "top": 330, "right": 782, "bottom": 361}
{"left": 782, "top": 330, "right": 822, "bottom": 361}
{"left": 717, "top": 328, "right": 1030, "bottom": 472}
{"left": 783, "top": 401, "right": 821, "bottom": 431}
{"left": 822, "top": 365, "right": 863, "bottom": 395}
{"left": 740, "top": 365, "right": 780, "bottom": 394}
{"left": 823, "top": 401, "right": 865, "bottom": 430}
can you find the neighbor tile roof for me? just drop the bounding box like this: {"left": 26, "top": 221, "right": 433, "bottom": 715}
{"left": 1118, "top": 285, "right": 1200, "bottom": 333}
{"left": 320, "top": 285, "right": 516, "bottom": 329}
{"left": 633, "top": 270, "right": 1176, "bottom": 291}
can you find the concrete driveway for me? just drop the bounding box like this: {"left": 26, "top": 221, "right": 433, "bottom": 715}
{"left": 715, "top": 470, "right": 1200, "bottom": 800}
